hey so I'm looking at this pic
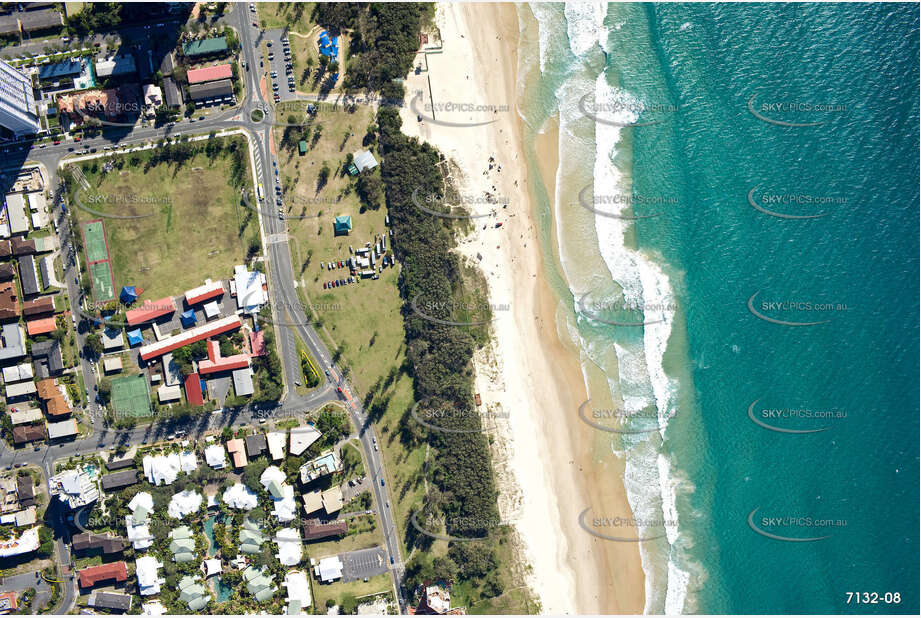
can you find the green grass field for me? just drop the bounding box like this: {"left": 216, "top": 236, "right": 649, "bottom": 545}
{"left": 274, "top": 101, "right": 428, "bottom": 572}
{"left": 110, "top": 374, "right": 151, "bottom": 418}
{"left": 74, "top": 137, "right": 256, "bottom": 300}
{"left": 311, "top": 573, "right": 391, "bottom": 611}
{"left": 257, "top": 2, "right": 317, "bottom": 31}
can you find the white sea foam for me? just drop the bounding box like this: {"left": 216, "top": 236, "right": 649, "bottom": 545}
{"left": 528, "top": 2, "right": 555, "bottom": 73}
{"left": 530, "top": 5, "right": 697, "bottom": 613}
{"left": 659, "top": 454, "right": 691, "bottom": 614}
{"left": 590, "top": 68, "right": 688, "bottom": 615}
{"left": 564, "top": 2, "right": 608, "bottom": 57}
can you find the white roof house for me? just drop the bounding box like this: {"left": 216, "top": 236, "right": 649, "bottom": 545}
{"left": 136, "top": 556, "right": 165, "bottom": 596}
{"left": 353, "top": 149, "right": 379, "bottom": 172}
{"left": 233, "top": 367, "right": 254, "bottom": 396}
{"left": 102, "top": 329, "right": 124, "bottom": 350}
{"left": 259, "top": 466, "right": 297, "bottom": 522}
{"left": 143, "top": 83, "right": 163, "bottom": 107}
{"left": 126, "top": 514, "right": 153, "bottom": 550}
{"left": 266, "top": 432, "right": 286, "bottom": 460}
{"left": 272, "top": 485, "right": 297, "bottom": 523}
{"left": 275, "top": 527, "right": 302, "bottom": 566}
{"left": 0, "top": 527, "right": 39, "bottom": 557}
{"left": 1, "top": 362, "right": 33, "bottom": 382}
{"left": 168, "top": 489, "right": 203, "bottom": 519}
{"left": 203, "top": 300, "right": 220, "bottom": 319}
{"left": 128, "top": 492, "right": 154, "bottom": 519}
{"left": 283, "top": 570, "right": 311, "bottom": 614}
{"left": 127, "top": 491, "right": 154, "bottom": 550}
{"left": 103, "top": 357, "right": 123, "bottom": 373}
{"left": 223, "top": 482, "right": 258, "bottom": 510}
{"left": 289, "top": 425, "right": 321, "bottom": 456}
{"left": 259, "top": 465, "right": 286, "bottom": 493}
{"left": 204, "top": 444, "right": 227, "bottom": 469}
{"left": 157, "top": 384, "right": 182, "bottom": 403}
{"left": 27, "top": 191, "right": 46, "bottom": 213}
{"left": 141, "top": 451, "right": 198, "bottom": 486}
{"left": 314, "top": 556, "right": 343, "bottom": 582}
{"left": 233, "top": 264, "right": 267, "bottom": 314}
{"left": 179, "top": 450, "right": 198, "bottom": 473}
{"left": 5, "top": 194, "right": 29, "bottom": 235}
{"left": 5, "top": 381, "right": 37, "bottom": 398}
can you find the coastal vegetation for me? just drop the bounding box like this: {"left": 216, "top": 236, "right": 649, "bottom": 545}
{"left": 375, "top": 106, "right": 510, "bottom": 605}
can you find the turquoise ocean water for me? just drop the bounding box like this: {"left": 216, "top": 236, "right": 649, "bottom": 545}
{"left": 517, "top": 3, "right": 918, "bottom": 614}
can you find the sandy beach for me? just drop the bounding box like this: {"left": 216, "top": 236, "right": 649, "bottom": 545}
{"left": 398, "top": 3, "right": 645, "bottom": 614}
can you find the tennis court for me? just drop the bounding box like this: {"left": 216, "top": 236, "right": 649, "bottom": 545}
{"left": 89, "top": 262, "right": 115, "bottom": 302}
{"left": 83, "top": 220, "right": 109, "bottom": 263}
{"left": 82, "top": 220, "right": 115, "bottom": 301}
{"left": 110, "top": 374, "right": 152, "bottom": 418}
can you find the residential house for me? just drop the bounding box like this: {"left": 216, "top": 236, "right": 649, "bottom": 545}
{"left": 78, "top": 562, "right": 127, "bottom": 589}
{"left": 244, "top": 433, "right": 266, "bottom": 458}
{"left": 88, "top": 591, "right": 133, "bottom": 613}
{"left": 135, "top": 556, "right": 164, "bottom": 596}
{"left": 72, "top": 532, "right": 128, "bottom": 555}
{"left": 30, "top": 338, "right": 63, "bottom": 377}
{"left": 100, "top": 470, "right": 139, "bottom": 492}
{"left": 168, "top": 526, "right": 196, "bottom": 563}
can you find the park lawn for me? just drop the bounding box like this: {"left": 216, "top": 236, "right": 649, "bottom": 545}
{"left": 273, "top": 102, "right": 433, "bottom": 567}
{"left": 257, "top": 2, "right": 316, "bottom": 31}
{"left": 273, "top": 102, "right": 391, "bottom": 395}
{"left": 73, "top": 137, "right": 256, "bottom": 300}
{"left": 312, "top": 572, "right": 391, "bottom": 611}
{"left": 338, "top": 440, "right": 364, "bottom": 479}
{"left": 373, "top": 373, "right": 426, "bottom": 559}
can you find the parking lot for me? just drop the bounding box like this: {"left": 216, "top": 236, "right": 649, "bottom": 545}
{"left": 339, "top": 547, "right": 388, "bottom": 583}
{"left": 264, "top": 28, "right": 299, "bottom": 103}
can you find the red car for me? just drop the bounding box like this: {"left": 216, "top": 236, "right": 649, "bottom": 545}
{"left": 53, "top": 140, "right": 60, "bottom": 145}
{"left": 74, "top": 136, "right": 81, "bottom": 142}
{"left": 323, "top": 282, "right": 327, "bottom": 289}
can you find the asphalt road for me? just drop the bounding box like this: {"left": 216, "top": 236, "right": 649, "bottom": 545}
{"left": 0, "top": 5, "right": 407, "bottom": 612}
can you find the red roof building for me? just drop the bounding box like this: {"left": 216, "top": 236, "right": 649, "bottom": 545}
{"left": 26, "top": 316, "right": 57, "bottom": 336}
{"left": 249, "top": 330, "right": 266, "bottom": 356}
{"left": 184, "top": 372, "right": 204, "bottom": 406}
{"left": 226, "top": 438, "right": 247, "bottom": 468}
{"left": 78, "top": 562, "right": 128, "bottom": 589}
{"left": 0, "top": 590, "right": 17, "bottom": 613}
{"left": 198, "top": 339, "right": 250, "bottom": 375}
{"left": 184, "top": 279, "right": 224, "bottom": 305}
{"left": 138, "top": 314, "right": 242, "bottom": 361}
{"left": 125, "top": 297, "right": 175, "bottom": 326}
{"left": 186, "top": 63, "right": 232, "bottom": 84}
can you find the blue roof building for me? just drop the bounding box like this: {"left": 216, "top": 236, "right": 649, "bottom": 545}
{"left": 127, "top": 328, "right": 143, "bottom": 347}
{"left": 120, "top": 286, "right": 138, "bottom": 304}
{"left": 180, "top": 309, "right": 196, "bottom": 327}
